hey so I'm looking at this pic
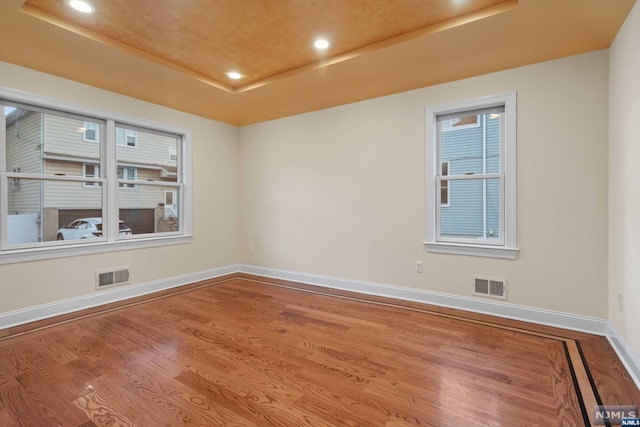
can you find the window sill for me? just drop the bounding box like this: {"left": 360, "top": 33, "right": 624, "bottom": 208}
{"left": 0, "top": 235, "right": 192, "bottom": 265}
{"left": 424, "top": 241, "right": 518, "bottom": 259}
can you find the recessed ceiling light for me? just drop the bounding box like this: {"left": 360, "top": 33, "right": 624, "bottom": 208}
{"left": 68, "top": 0, "right": 93, "bottom": 13}
{"left": 314, "top": 39, "right": 330, "bottom": 50}
{"left": 227, "top": 71, "right": 242, "bottom": 80}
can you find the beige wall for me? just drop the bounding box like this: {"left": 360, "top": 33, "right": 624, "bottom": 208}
{"left": 0, "top": 61, "right": 241, "bottom": 313}
{"left": 609, "top": 2, "right": 640, "bottom": 357}
{"left": 0, "top": 50, "right": 614, "bottom": 320}
{"left": 240, "top": 50, "right": 610, "bottom": 318}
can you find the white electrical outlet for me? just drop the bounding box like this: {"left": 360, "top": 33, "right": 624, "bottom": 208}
{"left": 249, "top": 245, "right": 255, "bottom": 255}
{"left": 416, "top": 261, "right": 423, "bottom": 273}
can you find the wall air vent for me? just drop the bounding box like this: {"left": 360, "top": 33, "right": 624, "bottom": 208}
{"left": 96, "top": 267, "right": 130, "bottom": 289}
{"left": 473, "top": 275, "right": 507, "bottom": 300}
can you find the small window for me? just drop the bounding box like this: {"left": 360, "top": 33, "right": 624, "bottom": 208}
{"left": 9, "top": 167, "right": 20, "bottom": 191}
{"left": 425, "top": 92, "right": 517, "bottom": 259}
{"left": 169, "top": 147, "right": 177, "bottom": 162}
{"left": 441, "top": 115, "right": 480, "bottom": 132}
{"left": 117, "top": 167, "right": 137, "bottom": 189}
{"left": 83, "top": 164, "right": 101, "bottom": 188}
{"left": 82, "top": 121, "right": 99, "bottom": 143}
{"left": 440, "top": 162, "right": 449, "bottom": 207}
{"left": 116, "top": 127, "right": 137, "bottom": 147}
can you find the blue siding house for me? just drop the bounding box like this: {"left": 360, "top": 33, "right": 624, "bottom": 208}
{"left": 440, "top": 114, "right": 501, "bottom": 240}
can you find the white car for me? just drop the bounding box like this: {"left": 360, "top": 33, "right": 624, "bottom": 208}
{"left": 56, "top": 217, "right": 132, "bottom": 240}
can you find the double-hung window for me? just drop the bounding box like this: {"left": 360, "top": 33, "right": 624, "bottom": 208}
{"left": 425, "top": 92, "right": 517, "bottom": 259}
{"left": 116, "top": 127, "right": 137, "bottom": 147}
{"left": 82, "top": 121, "right": 99, "bottom": 143}
{"left": 83, "top": 164, "right": 101, "bottom": 188}
{"left": 117, "top": 167, "right": 136, "bottom": 189}
{"left": 0, "top": 87, "right": 191, "bottom": 263}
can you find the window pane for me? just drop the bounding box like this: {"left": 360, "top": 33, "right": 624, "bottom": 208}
{"left": 485, "top": 113, "right": 502, "bottom": 174}
{"left": 5, "top": 178, "right": 103, "bottom": 245}
{"left": 118, "top": 184, "right": 179, "bottom": 235}
{"left": 440, "top": 112, "right": 502, "bottom": 176}
{"left": 116, "top": 126, "right": 179, "bottom": 183}
{"left": 439, "top": 178, "right": 500, "bottom": 241}
{"left": 439, "top": 111, "right": 503, "bottom": 242}
{"left": 5, "top": 106, "right": 102, "bottom": 178}
{"left": 5, "top": 107, "right": 43, "bottom": 176}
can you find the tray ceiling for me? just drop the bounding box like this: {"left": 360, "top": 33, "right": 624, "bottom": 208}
{"left": 0, "top": 0, "right": 635, "bottom": 125}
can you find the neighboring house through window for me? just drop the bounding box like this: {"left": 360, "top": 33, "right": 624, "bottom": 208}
{"left": 425, "top": 92, "right": 517, "bottom": 259}
{"left": 1, "top": 87, "right": 192, "bottom": 262}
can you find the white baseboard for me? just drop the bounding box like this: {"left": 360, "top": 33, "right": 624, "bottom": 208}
{"left": 238, "top": 264, "right": 640, "bottom": 389}
{"left": 0, "top": 263, "right": 241, "bottom": 331}
{"left": 238, "top": 264, "right": 609, "bottom": 335}
{"left": 2, "top": 261, "right": 637, "bottom": 391}
{"left": 1, "top": 263, "right": 608, "bottom": 335}
{"left": 607, "top": 323, "right": 640, "bottom": 390}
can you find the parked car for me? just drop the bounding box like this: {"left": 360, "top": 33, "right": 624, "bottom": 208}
{"left": 56, "top": 217, "right": 132, "bottom": 240}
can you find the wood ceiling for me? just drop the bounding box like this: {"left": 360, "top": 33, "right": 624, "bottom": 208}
{"left": 0, "top": 0, "right": 636, "bottom": 126}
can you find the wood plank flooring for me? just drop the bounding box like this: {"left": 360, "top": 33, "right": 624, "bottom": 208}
{"left": 0, "top": 273, "right": 638, "bottom": 426}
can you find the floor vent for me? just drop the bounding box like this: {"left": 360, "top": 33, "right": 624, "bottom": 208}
{"left": 473, "top": 276, "right": 507, "bottom": 300}
{"left": 96, "top": 267, "right": 130, "bottom": 289}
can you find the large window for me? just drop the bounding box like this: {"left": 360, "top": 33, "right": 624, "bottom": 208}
{"left": 0, "top": 88, "right": 191, "bottom": 263}
{"left": 425, "top": 92, "right": 517, "bottom": 259}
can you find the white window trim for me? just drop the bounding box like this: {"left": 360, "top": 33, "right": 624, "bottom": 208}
{"left": 0, "top": 86, "right": 192, "bottom": 265}
{"left": 424, "top": 91, "right": 518, "bottom": 259}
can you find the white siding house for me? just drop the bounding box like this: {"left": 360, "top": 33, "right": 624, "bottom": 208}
{"left": 5, "top": 109, "right": 180, "bottom": 240}
{"left": 5, "top": 110, "right": 42, "bottom": 216}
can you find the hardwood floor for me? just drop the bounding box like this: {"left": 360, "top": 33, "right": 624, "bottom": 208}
{"left": 0, "top": 274, "right": 638, "bottom": 426}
